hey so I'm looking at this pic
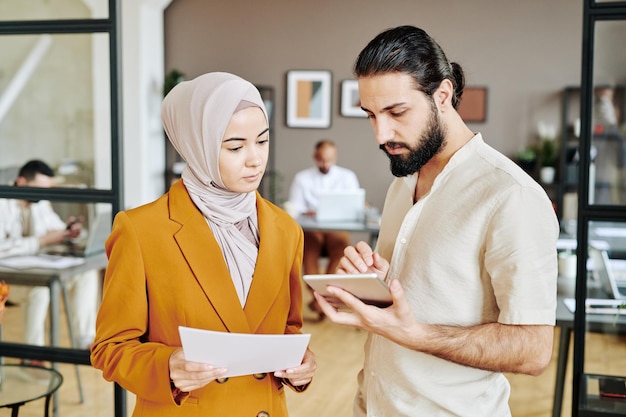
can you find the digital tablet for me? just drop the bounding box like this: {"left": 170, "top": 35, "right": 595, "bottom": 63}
{"left": 303, "top": 273, "right": 393, "bottom": 308}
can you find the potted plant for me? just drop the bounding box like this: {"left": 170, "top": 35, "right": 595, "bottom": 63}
{"left": 516, "top": 146, "right": 538, "bottom": 174}
{"left": 163, "top": 69, "right": 185, "bottom": 97}
{"left": 537, "top": 122, "right": 558, "bottom": 184}
{"left": 539, "top": 138, "right": 557, "bottom": 183}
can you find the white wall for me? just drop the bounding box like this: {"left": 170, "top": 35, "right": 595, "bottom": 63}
{"left": 121, "top": 0, "right": 173, "bottom": 209}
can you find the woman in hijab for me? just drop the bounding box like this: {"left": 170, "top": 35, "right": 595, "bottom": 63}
{"left": 91, "top": 72, "right": 316, "bottom": 416}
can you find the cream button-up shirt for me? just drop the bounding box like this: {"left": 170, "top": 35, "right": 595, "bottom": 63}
{"left": 356, "top": 134, "right": 559, "bottom": 417}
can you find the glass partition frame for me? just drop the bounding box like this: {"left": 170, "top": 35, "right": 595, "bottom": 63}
{"left": 0, "top": 1, "right": 123, "bottom": 212}
{"left": 0, "top": 1, "right": 124, "bottom": 416}
{"left": 0, "top": 0, "right": 110, "bottom": 21}
{"left": 573, "top": 1, "right": 626, "bottom": 416}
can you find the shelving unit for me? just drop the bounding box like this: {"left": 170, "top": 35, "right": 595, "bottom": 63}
{"left": 556, "top": 85, "right": 626, "bottom": 220}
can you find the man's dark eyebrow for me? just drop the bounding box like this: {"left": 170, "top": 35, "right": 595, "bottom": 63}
{"left": 361, "top": 102, "right": 406, "bottom": 114}
{"left": 223, "top": 127, "right": 270, "bottom": 143}
{"left": 382, "top": 102, "right": 406, "bottom": 112}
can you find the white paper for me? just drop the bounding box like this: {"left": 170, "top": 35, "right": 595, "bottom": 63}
{"left": 0, "top": 254, "right": 85, "bottom": 269}
{"left": 178, "top": 326, "right": 310, "bottom": 378}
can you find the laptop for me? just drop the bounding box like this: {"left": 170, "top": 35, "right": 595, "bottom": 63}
{"left": 316, "top": 188, "right": 366, "bottom": 223}
{"left": 45, "top": 210, "right": 112, "bottom": 257}
{"left": 589, "top": 245, "right": 626, "bottom": 300}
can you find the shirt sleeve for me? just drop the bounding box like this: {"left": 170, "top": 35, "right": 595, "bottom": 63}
{"left": 345, "top": 170, "right": 360, "bottom": 189}
{"left": 485, "top": 185, "right": 559, "bottom": 325}
{"left": 0, "top": 199, "right": 40, "bottom": 258}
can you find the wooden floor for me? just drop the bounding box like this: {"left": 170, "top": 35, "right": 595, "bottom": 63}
{"left": 2, "top": 292, "right": 626, "bottom": 417}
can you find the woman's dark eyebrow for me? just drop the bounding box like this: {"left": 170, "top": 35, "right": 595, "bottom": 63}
{"left": 257, "top": 127, "right": 269, "bottom": 138}
{"left": 223, "top": 127, "right": 270, "bottom": 143}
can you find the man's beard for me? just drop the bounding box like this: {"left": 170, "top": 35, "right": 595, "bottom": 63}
{"left": 379, "top": 102, "right": 446, "bottom": 177}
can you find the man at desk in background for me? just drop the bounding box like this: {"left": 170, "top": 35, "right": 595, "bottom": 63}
{"left": 0, "top": 159, "right": 98, "bottom": 353}
{"left": 287, "top": 139, "right": 360, "bottom": 319}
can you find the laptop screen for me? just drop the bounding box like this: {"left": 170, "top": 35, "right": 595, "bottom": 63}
{"left": 316, "top": 189, "right": 365, "bottom": 223}
{"left": 589, "top": 246, "right": 626, "bottom": 300}
{"left": 82, "top": 210, "right": 112, "bottom": 256}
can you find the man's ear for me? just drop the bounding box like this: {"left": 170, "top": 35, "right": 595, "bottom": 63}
{"left": 433, "top": 79, "right": 454, "bottom": 112}
{"left": 14, "top": 176, "right": 27, "bottom": 186}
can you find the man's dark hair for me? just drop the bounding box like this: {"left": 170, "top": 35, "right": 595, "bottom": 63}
{"left": 18, "top": 160, "right": 55, "bottom": 181}
{"left": 354, "top": 25, "right": 465, "bottom": 109}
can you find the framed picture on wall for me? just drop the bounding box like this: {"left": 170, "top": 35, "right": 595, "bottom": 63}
{"left": 286, "top": 70, "right": 332, "bottom": 128}
{"left": 340, "top": 79, "right": 367, "bottom": 118}
{"left": 457, "top": 87, "right": 488, "bottom": 123}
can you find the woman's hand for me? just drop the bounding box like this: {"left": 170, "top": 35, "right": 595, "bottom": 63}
{"left": 274, "top": 348, "right": 316, "bottom": 387}
{"left": 168, "top": 348, "right": 227, "bottom": 393}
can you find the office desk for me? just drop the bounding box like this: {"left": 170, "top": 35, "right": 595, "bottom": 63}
{"left": 553, "top": 296, "right": 626, "bottom": 417}
{"left": 0, "top": 253, "right": 107, "bottom": 417}
{"left": 296, "top": 216, "right": 381, "bottom": 247}
{"left": 558, "top": 222, "right": 626, "bottom": 255}
{"left": 0, "top": 253, "right": 108, "bottom": 348}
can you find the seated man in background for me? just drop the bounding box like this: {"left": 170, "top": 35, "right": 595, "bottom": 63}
{"left": 287, "top": 139, "right": 360, "bottom": 319}
{"left": 0, "top": 159, "right": 99, "bottom": 352}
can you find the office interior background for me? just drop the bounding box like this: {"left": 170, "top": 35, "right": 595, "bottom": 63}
{"left": 4, "top": 0, "right": 623, "bottom": 214}
{"left": 1, "top": 1, "right": 626, "bottom": 417}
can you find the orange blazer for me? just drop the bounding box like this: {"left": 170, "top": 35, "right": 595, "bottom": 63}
{"left": 91, "top": 180, "right": 305, "bottom": 417}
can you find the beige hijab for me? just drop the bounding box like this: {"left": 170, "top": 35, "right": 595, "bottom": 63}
{"left": 161, "top": 72, "right": 268, "bottom": 307}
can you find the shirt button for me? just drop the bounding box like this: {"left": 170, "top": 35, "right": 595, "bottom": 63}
{"left": 400, "top": 238, "right": 407, "bottom": 244}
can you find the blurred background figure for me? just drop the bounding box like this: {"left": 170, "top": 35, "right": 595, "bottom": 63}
{"left": 287, "top": 139, "right": 360, "bottom": 320}
{"left": 0, "top": 159, "right": 99, "bottom": 354}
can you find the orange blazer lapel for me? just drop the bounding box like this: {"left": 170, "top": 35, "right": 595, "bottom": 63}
{"left": 244, "top": 195, "right": 287, "bottom": 333}
{"left": 169, "top": 180, "right": 250, "bottom": 334}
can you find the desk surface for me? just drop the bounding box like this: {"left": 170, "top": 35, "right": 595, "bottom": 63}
{"left": 0, "top": 364, "right": 63, "bottom": 409}
{"left": 558, "top": 221, "right": 626, "bottom": 255}
{"left": 0, "top": 253, "right": 108, "bottom": 286}
{"left": 296, "top": 216, "right": 380, "bottom": 234}
{"left": 556, "top": 295, "right": 626, "bottom": 331}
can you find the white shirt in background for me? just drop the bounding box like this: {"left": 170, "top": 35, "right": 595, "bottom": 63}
{"left": 288, "top": 165, "right": 360, "bottom": 215}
